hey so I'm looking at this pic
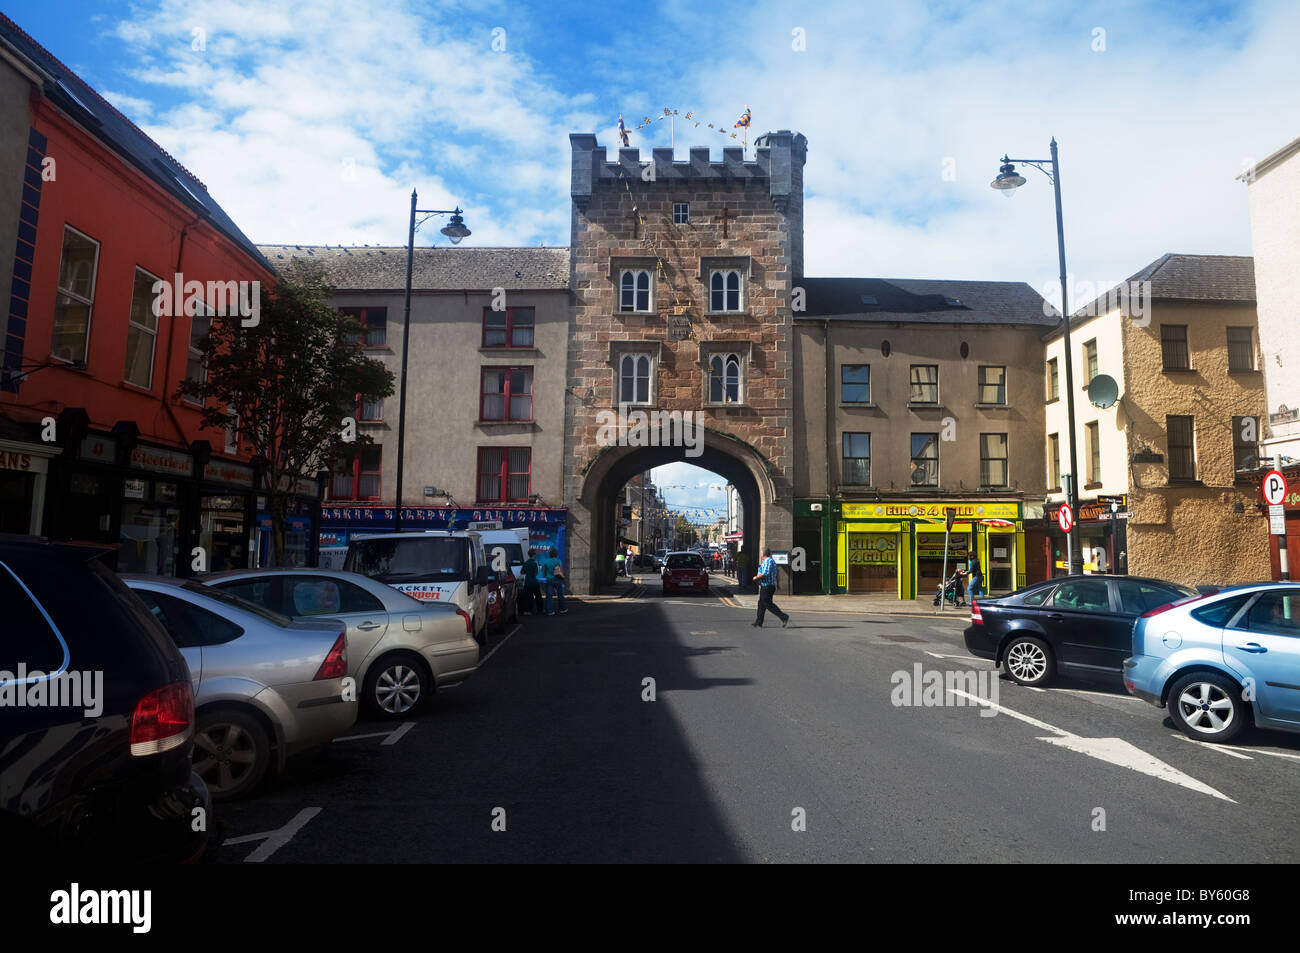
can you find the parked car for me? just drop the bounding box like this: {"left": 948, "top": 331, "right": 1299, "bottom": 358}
{"left": 1125, "top": 582, "right": 1300, "bottom": 743}
{"left": 123, "top": 576, "right": 357, "bottom": 800}
{"left": 662, "top": 551, "right": 709, "bottom": 595}
{"left": 0, "top": 536, "right": 211, "bottom": 860}
{"left": 964, "top": 574, "right": 1198, "bottom": 687}
{"left": 203, "top": 569, "right": 480, "bottom": 718}
{"left": 629, "top": 553, "right": 659, "bottom": 572}
{"left": 345, "top": 530, "right": 493, "bottom": 643}
{"left": 485, "top": 568, "right": 520, "bottom": 634}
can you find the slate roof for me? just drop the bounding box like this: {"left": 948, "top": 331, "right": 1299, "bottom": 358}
{"left": 257, "top": 245, "right": 571, "bottom": 292}
{"left": 0, "top": 13, "right": 272, "bottom": 274}
{"left": 796, "top": 277, "right": 1057, "bottom": 326}
{"left": 1055, "top": 253, "right": 1256, "bottom": 340}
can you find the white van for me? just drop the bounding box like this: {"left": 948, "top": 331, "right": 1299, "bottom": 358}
{"left": 478, "top": 527, "right": 531, "bottom": 580}
{"left": 344, "top": 530, "right": 492, "bottom": 642}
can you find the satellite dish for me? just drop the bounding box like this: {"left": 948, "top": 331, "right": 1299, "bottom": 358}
{"left": 1087, "top": 374, "right": 1119, "bottom": 409}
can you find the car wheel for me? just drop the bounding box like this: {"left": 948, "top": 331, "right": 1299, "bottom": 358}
{"left": 364, "top": 651, "right": 431, "bottom": 719}
{"left": 1167, "top": 672, "right": 1246, "bottom": 743}
{"left": 192, "top": 709, "right": 270, "bottom": 802}
{"left": 1002, "top": 635, "right": 1054, "bottom": 687}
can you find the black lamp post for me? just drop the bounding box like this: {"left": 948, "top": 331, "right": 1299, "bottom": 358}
{"left": 394, "top": 191, "right": 470, "bottom": 533}
{"left": 991, "top": 139, "right": 1081, "bottom": 575}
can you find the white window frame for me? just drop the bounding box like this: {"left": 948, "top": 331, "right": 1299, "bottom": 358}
{"left": 52, "top": 225, "right": 100, "bottom": 364}
{"left": 673, "top": 203, "right": 689, "bottom": 224}
{"left": 705, "top": 351, "right": 744, "bottom": 405}
{"left": 224, "top": 408, "right": 240, "bottom": 455}
{"left": 124, "top": 266, "right": 160, "bottom": 389}
{"left": 616, "top": 352, "right": 655, "bottom": 406}
{"left": 708, "top": 269, "right": 743, "bottom": 313}
{"left": 185, "top": 300, "right": 214, "bottom": 406}
{"left": 619, "top": 269, "right": 653, "bottom": 313}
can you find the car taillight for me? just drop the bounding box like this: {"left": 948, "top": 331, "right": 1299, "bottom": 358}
{"left": 456, "top": 607, "right": 473, "bottom": 634}
{"left": 1140, "top": 603, "right": 1175, "bottom": 618}
{"left": 970, "top": 598, "right": 982, "bottom": 624}
{"left": 130, "top": 681, "right": 194, "bottom": 757}
{"left": 314, "top": 633, "right": 348, "bottom": 680}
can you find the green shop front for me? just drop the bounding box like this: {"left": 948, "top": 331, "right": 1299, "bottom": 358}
{"left": 831, "top": 501, "right": 1027, "bottom": 599}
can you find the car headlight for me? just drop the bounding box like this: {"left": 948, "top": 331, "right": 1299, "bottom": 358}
{"left": 488, "top": 592, "right": 498, "bottom": 603}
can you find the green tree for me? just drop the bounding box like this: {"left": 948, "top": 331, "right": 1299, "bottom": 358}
{"left": 673, "top": 514, "right": 697, "bottom": 548}
{"left": 178, "top": 261, "right": 394, "bottom": 565}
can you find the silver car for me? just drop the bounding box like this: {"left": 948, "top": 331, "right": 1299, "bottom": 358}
{"left": 123, "top": 576, "right": 358, "bottom": 801}
{"left": 203, "top": 568, "right": 480, "bottom": 719}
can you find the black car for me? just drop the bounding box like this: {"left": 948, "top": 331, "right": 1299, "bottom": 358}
{"left": 964, "top": 574, "right": 1199, "bottom": 687}
{"left": 0, "top": 536, "right": 213, "bottom": 861}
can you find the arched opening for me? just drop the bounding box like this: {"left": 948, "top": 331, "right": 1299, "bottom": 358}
{"left": 574, "top": 435, "right": 772, "bottom": 593}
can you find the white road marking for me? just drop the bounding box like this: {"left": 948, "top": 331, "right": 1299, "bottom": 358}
{"left": 1172, "top": 733, "right": 1253, "bottom": 759}
{"left": 382, "top": 721, "right": 415, "bottom": 746}
{"left": 947, "top": 689, "right": 1235, "bottom": 802}
{"left": 688, "top": 630, "right": 718, "bottom": 635}
{"left": 226, "top": 807, "right": 322, "bottom": 862}
{"left": 924, "top": 651, "right": 984, "bottom": 662}
{"left": 333, "top": 730, "right": 392, "bottom": 742}
{"left": 1243, "top": 746, "right": 1300, "bottom": 763}
{"left": 480, "top": 623, "right": 522, "bottom": 666}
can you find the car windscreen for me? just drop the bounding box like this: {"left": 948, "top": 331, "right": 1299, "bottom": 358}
{"left": 180, "top": 579, "right": 295, "bottom": 627}
{"left": 666, "top": 554, "right": 704, "bottom": 569}
{"left": 347, "top": 537, "right": 470, "bottom": 583}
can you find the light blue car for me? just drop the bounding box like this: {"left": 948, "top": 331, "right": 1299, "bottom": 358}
{"left": 1124, "top": 583, "right": 1300, "bottom": 743}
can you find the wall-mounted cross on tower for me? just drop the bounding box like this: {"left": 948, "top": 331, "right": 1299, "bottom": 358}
{"left": 714, "top": 205, "right": 734, "bottom": 238}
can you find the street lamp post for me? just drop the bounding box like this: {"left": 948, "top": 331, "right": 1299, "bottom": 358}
{"left": 394, "top": 190, "right": 470, "bottom": 534}
{"left": 992, "top": 139, "right": 1081, "bottom": 575}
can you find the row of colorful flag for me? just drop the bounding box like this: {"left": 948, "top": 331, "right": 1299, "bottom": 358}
{"left": 618, "top": 106, "right": 750, "bottom": 148}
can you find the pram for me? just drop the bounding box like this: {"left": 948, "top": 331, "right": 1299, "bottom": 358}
{"left": 932, "top": 569, "right": 967, "bottom": 607}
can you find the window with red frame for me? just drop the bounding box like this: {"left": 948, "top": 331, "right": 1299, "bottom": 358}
{"left": 482, "top": 307, "right": 535, "bottom": 348}
{"left": 480, "top": 367, "right": 533, "bottom": 421}
{"left": 330, "top": 445, "right": 382, "bottom": 500}
{"left": 477, "top": 447, "right": 530, "bottom": 503}
{"left": 340, "top": 307, "right": 387, "bottom": 348}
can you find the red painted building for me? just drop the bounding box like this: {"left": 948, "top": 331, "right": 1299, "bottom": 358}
{"left": 0, "top": 14, "right": 308, "bottom": 572}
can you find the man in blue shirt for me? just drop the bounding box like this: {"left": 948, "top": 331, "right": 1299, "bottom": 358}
{"left": 750, "top": 546, "right": 790, "bottom": 628}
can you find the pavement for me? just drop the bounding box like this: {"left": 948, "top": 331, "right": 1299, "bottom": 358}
{"left": 582, "top": 572, "right": 971, "bottom": 619}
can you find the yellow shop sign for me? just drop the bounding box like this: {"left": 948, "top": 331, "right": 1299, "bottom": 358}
{"left": 841, "top": 502, "right": 1020, "bottom": 521}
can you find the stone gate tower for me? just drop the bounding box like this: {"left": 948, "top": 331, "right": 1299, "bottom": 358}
{"left": 563, "top": 130, "right": 808, "bottom": 593}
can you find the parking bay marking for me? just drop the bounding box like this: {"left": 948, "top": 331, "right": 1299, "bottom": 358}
{"left": 224, "top": 807, "right": 322, "bottom": 862}
{"left": 334, "top": 721, "right": 414, "bottom": 745}
{"left": 947, "top": 689, "right": 1235, "bottom": 802}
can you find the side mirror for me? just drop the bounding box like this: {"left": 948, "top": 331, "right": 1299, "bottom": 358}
{"left": 476, "top": 565, "right": 491, "bottom": 587}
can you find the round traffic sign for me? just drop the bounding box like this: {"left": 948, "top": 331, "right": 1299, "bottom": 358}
{"left": 1263, "top": 469, "right": 1288, "bottom": 506}
{"left": 1058, "top": 503, "right": 1074, "bottom": 533}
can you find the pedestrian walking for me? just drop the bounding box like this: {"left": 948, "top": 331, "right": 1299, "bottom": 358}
{"left": 541, "top": 546, "right": 567, "bottom": 615}
{"left": 750, "top": 546, "right": 789, "bottom": 628}
{"left": 520, "top": 548, "right": 542, "bottom": 614}
{"left": 967, "top": 560, "right": 984, "bottom": 601}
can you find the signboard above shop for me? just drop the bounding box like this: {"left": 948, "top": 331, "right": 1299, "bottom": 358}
{"left": 840, "top": 502, "right": 1020, "bottom": 521}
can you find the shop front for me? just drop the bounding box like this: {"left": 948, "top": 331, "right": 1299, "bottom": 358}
{"left": 256, "top": 475, "right": 324, "bottom": 567}
{"left": 0, "top": 437, "right": 58, "bottom": 535}
{"left": 834, "top": 501, "right": 1026, "bottom": 599}
{"left": 44, "top": 431, "right": 258, "bottom": 576}
{"left": 317, "top": 504, "right": 568, "bottom": 569}
{"left": 1045, "top": 498, "right": 1128, "bottom": 577}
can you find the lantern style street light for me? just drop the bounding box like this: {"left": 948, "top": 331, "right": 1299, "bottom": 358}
{"left": 394, "top": 191, "right": 470, "bottom": 533}
{"left": 991, "top": 139, "right": 1081, "bottom": 574}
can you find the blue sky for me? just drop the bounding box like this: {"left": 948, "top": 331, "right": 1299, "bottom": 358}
{"left": 8, "top": 0, "right": 1297, "bottom": 508}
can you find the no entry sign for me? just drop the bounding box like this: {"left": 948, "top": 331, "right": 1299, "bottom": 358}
{"left": 1058, "top": 503, "right": 1074, "bottom": 533}
{"left": 1263, "top": 470, "right": 1288, "bottom": 507}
